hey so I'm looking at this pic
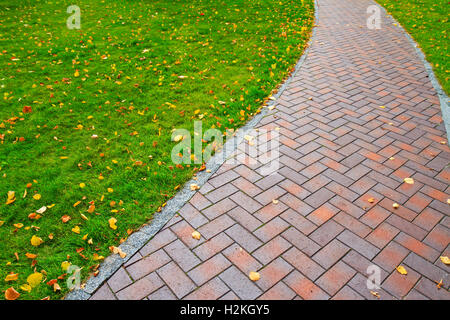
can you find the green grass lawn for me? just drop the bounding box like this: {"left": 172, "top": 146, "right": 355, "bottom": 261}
{"left": 0, "top": 0, "right": 314, "bottom": 299}
{"left": 376, "top": 0, "right": 449, "bottom": 94}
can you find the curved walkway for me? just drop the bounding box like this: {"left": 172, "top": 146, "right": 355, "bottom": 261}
{"left": 90, "top": 0, "right": 450, "bottom": 300}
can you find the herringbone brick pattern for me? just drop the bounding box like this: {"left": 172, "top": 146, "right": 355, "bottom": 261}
{"left": 90, "top": 0, "right": 450, "bottom": 300}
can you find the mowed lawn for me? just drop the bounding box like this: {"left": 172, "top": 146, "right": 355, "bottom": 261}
{"left": 376, "top": 0, "right": 449, "bottom": 94}
{"left": 0, "top": 0, "right": 314, "bottom": 299}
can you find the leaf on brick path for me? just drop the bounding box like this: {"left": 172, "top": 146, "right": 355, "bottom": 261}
{"left": 36, "top": 206, "right": 47, "bottom": 214}
{"left": 447, "top": 199, "right": 450, "bottom": 205}
{"left": 440, "top": 256, "right": 450, "bottom": 265}
{"left": 93, "top": 253, "right": 104, "bottom": 261}
{"left": 6, "top": 190, "right": 16, "bottom": 205}
{"left": 27, "top": 272, "right": 43, "bottom": 288}
{"left": 109, "top": 217, "right": 118, "bottom": 230}
{"left": 272, "top": 199, "right": 279, "bottom": 204}
{"left": 26, "top": 253, "right": 37, "bottom": 259}
{"left": 5, "top": 273, "right": 19, "bottom": 282}
{"left": 396, "top": 265, "right": 408, "bottom": 275}
{"left": 392, "top": 203, "right": 400, "bottom": 209}
{"left": 30, "top": 235, "right": 43, "bottom": 247}
{"left": 61, "top": 215, "right": 71, "bottom": 223}
{"left": 20, "top": 284, "right": 32, "bottom": 293}
{"left": 5, "top": 287, "right": 20, "bottom": 300}
{"left": 370, "top": 291, "right": 380, "bottom": 299}
{"left": 249, "top": 271, "right": 260, "bottom": 281}
{"left": 33, "top": 194, "right": 41, "bottom": 200}
{"left": 436, "top": 279, "right": 443, "bottom": 289}
{"left": 192, "top": 231, "right": 201, "bottom": 240}
{"left": 72, "top": 226, "right": 80, "bottom": 234}
{"left": 368, "top": 198, "right": 375, "bottom": 203}
{"left": 403, "top": 177, "right": 414, "bottom": 185}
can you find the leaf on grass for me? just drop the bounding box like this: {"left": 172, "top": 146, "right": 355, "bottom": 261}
{"left": 30, "top": 235, "right": 43, "bottom": 247}
{"left": 6, "top": 191, "right": 16, "bottom": 205}
{"left": 20, "top": 284, "right": 32, "bottom": 293}
{"left": 27, "top": 272, "right": 43, "bottom": 288}
{"left": 5, "top": 287, "right": 20, "bottom": 300}
{"left": 5, "top": 273, "right": 19, "bottom": 282}
{"left": 36, "top": 206, "right": 47, "bottom": 214}
{"left": 72, "top": 226, "right": 80, "bottom": 234}
{"left": 61, "top": 261, "right": 71, "bottom": 271}
{"left": 93, "top": 253, "right": 104, "bottom": 261}
{"left": 109, "top": 217, "right": 117, "bottom": 230}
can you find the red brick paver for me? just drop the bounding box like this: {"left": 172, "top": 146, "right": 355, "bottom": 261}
{"left": 90, "top": 0, "right": 450, "bottom": 300}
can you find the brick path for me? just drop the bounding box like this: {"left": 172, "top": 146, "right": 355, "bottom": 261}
{"left": 90, "top": 0, "right": 450, "bottom": 300}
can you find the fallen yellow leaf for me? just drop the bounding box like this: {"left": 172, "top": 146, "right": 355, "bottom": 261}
{"left": 249, "top": 271, "right": 260, "bottom": 281}
{"left": 109, "top": 217, "right": 117, "bottom": 230}
{"left": 440, "top": 256, "right": 450, "bottom": 265}
{"left": 5, "top": 273, "right": 19, "bottom": 282}
{"left": 93, "top": 253, "right": 104, "bottom": 261}
{"left": 61, "top": 261, "right": 71, "bottom": 271}
{"left": 396, "top": 266, "right": 408, "bottom": 275}
{"left": 403, "top": 178, "right": 414, "bottom": 185}
{"left": 72, "top": 226, "right": 80, "bottom": 234}
{"left": 30, "top": 235, "right": 43, "bottom": 247}
{"left": 6, "top": 191, "right": 16, "bottom": 205}
{"left": 192, "top": 231, "right": 201, "bottom": 240}
{"left": 26, "top": 272, "right": 43, "bottom": 288}
{"left": 20, "top": 284, "right": 32, "bottom": 293}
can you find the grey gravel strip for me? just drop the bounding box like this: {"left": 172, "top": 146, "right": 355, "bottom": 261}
{"left": 377, "top": 2, "right": 450, "bottom": 142}
{"left": 64, "top": 1, "right": 319, "bottom": 300}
